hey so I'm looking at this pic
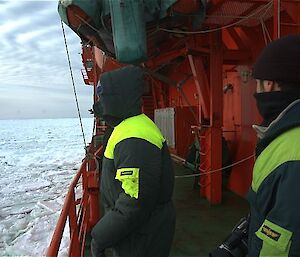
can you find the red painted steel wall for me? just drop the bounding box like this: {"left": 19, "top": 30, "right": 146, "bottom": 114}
{"left": 223, "top": 68, "right": 260, "bottom": 197}
{"left": 174, "top": 106, "right": 199, "bottom": 158}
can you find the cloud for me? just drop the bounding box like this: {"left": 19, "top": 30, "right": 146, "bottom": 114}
{"left": 0, "top": 0, "right": 92, "bottom": 119}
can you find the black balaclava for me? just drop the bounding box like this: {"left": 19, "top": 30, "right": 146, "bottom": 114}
{"left": 93, "top": 101, "right": 122, "bottom": 127}
{"left": 254, "top": 91, "right": 300, "bottom": 126}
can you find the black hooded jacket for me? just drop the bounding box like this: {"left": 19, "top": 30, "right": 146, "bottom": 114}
{"left": 91, "top": 66, "right": 175, "bottom": 257}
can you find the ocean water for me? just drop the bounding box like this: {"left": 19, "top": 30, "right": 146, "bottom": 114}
{"left": 0, "top": 118, "right": 94, "bottom": 256}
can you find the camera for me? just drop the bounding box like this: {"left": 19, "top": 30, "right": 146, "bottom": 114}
{"left": 209, "top": 215, "right": 249, "bottom": 257}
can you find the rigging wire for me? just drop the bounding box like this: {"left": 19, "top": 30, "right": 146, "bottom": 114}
{"left": 260, "top": 18, "right": 269, "bottom": 45}
{"left": 177, "top": 85, "right": 199, "bottom": 125}
{"left": 158, "top": 1, "right": 273, "bottom": 34}
{"left": 61, "top": 20, "right": 87, "bottom": 151}
{"left": 259, "top": 0, "right": 273, "bottom": 44}
{"left": 175, "top": 154, "right": 255, "bottom": 179}
{"left": 260, "top": 18, "right": 272, "bottom": 45}
{"left": 67, "top": 1, "right": 274, "bottom": 38}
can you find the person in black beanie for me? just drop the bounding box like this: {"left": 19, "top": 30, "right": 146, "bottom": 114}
{"left": 247, "top": 35, "right": 300, "bottom": 256}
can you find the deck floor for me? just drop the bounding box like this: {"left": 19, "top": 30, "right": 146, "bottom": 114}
{"left": 170, "top": 162, "right": 249, "bottom": 257}
{"left": 84, "top": 161, "right": 249, "bottom": 257}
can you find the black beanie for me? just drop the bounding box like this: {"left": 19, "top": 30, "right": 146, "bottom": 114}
{"left": 253, "top": 35, "right": 300, "bottom": 83}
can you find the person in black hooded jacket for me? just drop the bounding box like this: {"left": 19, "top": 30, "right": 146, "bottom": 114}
{"left": 90, "top": 65, "right": 176, "bottom": 257}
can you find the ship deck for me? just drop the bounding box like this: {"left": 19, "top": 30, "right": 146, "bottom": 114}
{"left": 170, "top": 162, "right": 249, "bottom": 257}
{"left": 85, "top": 161, "right": 249, "bottom": 257}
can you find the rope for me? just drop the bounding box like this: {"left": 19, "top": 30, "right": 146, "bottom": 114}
{"left": 262, "top": 20, "right": 271, "bottom": 43}
{"left": 260, "top": 0, "right": 273, "bottom": 43}
{"left": 260, "top": 18, "right": 268, "bottom": 45}
{"left": 175, "top": 154, "right": 255, "bottom": 179}
{"left": 158, "top": 1, "right": 273, "bottom": 35}
{"left": 61, "top": 20, "right": 87, "bottom": 151}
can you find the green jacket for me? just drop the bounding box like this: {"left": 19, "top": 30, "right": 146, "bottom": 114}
{"left": 248, "top": 100, "right": 300, "bottom": 257}
{"left": 91, "top": 66, "right": 175, "bottom": 257}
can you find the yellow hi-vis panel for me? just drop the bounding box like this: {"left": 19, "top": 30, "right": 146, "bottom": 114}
{"left": 252, "top": 127, "right": 300, "bottom": 192}
{"left": 116, "top": 168, "right": 140, "bottom": 199}
{"left": 104, "top": 114, "right": 165, "bottom": 159}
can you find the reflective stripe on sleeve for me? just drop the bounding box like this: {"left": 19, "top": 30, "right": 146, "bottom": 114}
{"left": 256, "top": 219, "right": 292, "bottom": 256}
{"left": 115, "top": 168, "right": 140, "bottom": 199}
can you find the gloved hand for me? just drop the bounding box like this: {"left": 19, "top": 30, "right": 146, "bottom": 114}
{"left": 91, "top": 239, "right": 106, "bottom": 257}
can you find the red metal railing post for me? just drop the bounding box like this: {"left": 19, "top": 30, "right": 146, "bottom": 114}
{"left": 46, "top": 165, "right": 83, "bottom": 257}
{"left": 87, "top": 157, "right": 100, "bottom": 231}
{"left": 68, "top": 189, "right": 80, "bottom": 257}
{"left": 47, "top": 160, "right": 99, "bottom": 257}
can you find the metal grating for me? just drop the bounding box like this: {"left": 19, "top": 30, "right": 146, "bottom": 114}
{"left": 204, "top": 0, "right": 280, "bottom": 28}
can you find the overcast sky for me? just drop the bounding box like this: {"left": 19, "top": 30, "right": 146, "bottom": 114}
{"left": 0, "top": 0, "right": 93, "bottom": 119}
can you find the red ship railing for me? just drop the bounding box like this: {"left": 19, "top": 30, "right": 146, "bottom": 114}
{"left": 47, "top": 147, "right": 101, "bottom": 257}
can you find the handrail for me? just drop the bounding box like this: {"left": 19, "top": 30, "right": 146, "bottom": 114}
{"left": 46, "top": 156, "right": 100, "bottom": 257}
{"left": 47, "top": 163, "right": 83, "bottom": 257}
